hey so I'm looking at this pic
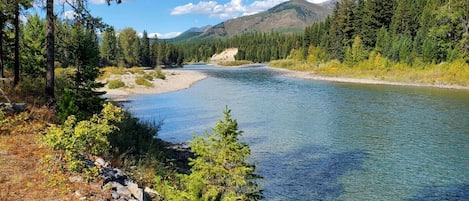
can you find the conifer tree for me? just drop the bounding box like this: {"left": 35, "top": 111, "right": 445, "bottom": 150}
{"left": 150, "top": 36, "right": 159, "bottom": 67}
{"left": 56, "top": 24, "right": 104, "bottom": 122}
{"left": 21, "top": 14, "right": 46, "bottom": 78}
{"left": 99, "top": 27, "right": 118, "bottom": 66}
{"left": 140, "top": 30, "right": 151, "bottom": 67}
{"left": 361, "top": 0, "right": 395, "bottom": 48}
{"left": 183, "top": 108, "right": 262, "bottom": 201}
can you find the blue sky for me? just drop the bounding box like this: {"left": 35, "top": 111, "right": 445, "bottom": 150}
{"left": 35, "top": 0, "right": 328, "bottom": 39}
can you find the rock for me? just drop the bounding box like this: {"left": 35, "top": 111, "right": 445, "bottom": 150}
{"left": 144, "top": 187, "right": 160, "bottom": 200}
{"left": 101, "top": 167, "right": 127, "bottom": 184}
{"left": 75, "top": 190, "right": 84, "bottom": 197}
{"left": 126, "top": 180, "right": 144, "bottom": 201}
{"left": 95, "top": 157, "right": 108, "bottom": 167}
{"left": 69, "top": 176, "right": 84, "bottom": 183}
{"left": 111, "top": 191, "right": 120, "bottom": 199}
{"left": 100, "top": 165, "right": 150, "bottom": 200}
{"left": 144, "top": 187, "right": 159, "bottom": 197}
{"left": 75, "top": 190, "right": 87, "bottom": 200}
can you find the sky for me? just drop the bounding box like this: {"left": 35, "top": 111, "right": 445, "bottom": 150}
{"left": 35, "top": 0, "right": 329, "bottom": 39}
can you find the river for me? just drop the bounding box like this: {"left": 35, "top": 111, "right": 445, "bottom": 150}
{"left": 124, "top": 64, "right": 469, "bottom": 200}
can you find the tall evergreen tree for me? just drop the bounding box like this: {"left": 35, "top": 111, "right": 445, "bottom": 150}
{"left": 337, "top": 0, "right": 355, "bottom": 48}
{"left": 325, "top": 3, "right": 346, "bottom": 60}
{"left": 21, "top": 14, "right": 46, "bottom": 78}
{"left": 182, "top": 108, "right": 262, "bottom": 201}
{"left": 140, "top": 30, "right": 151, "bottom": 67}
{"left": 361, "top": 0, "right": 395, "bottom": 49}
{"left": 56, "top": 24, "right": 104, "bottom": 122}
{"left": 99, "top": 27, "right": 118, "bottom": 66}
{"left": 150, "top": 36, "right": 158, "bottom": 67}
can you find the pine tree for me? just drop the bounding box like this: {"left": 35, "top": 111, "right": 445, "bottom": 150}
{"left": 150, "top": 36, "right": 158, "bottom": 67}
{"left": 99, "top": 27, "right": 118, "bottom": 66}
{"left": 361, "top": 0, "right": 395, "bottom": 49}
{"left": 337, "top": 0, "right": 355, "bottom": 48}
{"left": 56, "top": 24, "right": 104, "bottom": 122}
{"left": 21, "top": 14, "right": 46, "bottom": 78}
{"left": 183, "top": 108, "right": 262, "bottom": 201}
{"left": 140, "top": 30, "right": 151, "bottom": 67}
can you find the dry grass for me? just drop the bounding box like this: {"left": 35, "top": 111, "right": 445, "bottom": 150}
{"left": 0, "top": 107, "right": 109, "bottom": 201}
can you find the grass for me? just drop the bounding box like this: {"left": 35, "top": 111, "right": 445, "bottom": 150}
{"left": 150, "top": 67, "right": 166, "bottom": 80}
{"left": 107, "top": 79, "right": 125, "bottom": 89}
{"left": 135, "top": 76, "right": 153, "bottom": 87}
{"left": 98, "top": 66, "right": 145, "bottom": 80}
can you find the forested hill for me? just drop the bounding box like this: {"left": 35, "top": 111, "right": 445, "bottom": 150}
{"left": 170, "top": 0, "right": 332, "bottom": 43}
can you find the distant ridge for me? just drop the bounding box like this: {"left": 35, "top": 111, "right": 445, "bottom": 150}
{"left": 169, "top": 0, "right": 332, "bottom": 42}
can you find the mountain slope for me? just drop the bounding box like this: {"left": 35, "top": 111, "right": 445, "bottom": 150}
{"left": 171, "top": 0, "right": 332, "bottom": 42}
{"left": 166, "top": 25, "right": 212, "bottom": 43}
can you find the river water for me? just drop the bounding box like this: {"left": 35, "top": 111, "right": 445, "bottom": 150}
{"left": 124, "top": 64, "right": 469, "bottom": 200}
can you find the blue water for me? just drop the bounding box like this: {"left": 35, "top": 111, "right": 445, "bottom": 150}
{"left": 124, "top": 65, "right": 469, "bottom": 200}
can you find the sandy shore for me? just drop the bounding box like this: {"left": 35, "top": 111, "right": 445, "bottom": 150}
{"left": 272, "top": 67, "right": 469, "bottom": 90}
{"left": 98, "top": 69, "right": 207, "bottom": 101}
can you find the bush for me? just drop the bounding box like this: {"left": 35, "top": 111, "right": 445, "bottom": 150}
{"left": 129, "top": 67, "right": 144, "bottom": 74}
{"left": 135, "top": 76, "right": 153, "bottom": 87}
{"left": 143, "top": 73, "right": 154, "bottom": 81}
{"left": 43, "top": 103, "right": 124, "bottom": 176}
{"left": 107, "top": 79, "right": 125, "bottom": 89}
{"left": 56, "top": 88, "right": 105, "bottom": 123}
{"left": 152, "top": 67, "right": 166, "bottom": 80}
{"left": 98, "top": 66, "right": 126, "bottom": 80}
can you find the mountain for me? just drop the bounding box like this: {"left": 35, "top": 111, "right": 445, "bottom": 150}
{"left": 165, "top": 25, "right": 212, "bottom": 43}
{"left": 319, "top": 0, "right": 341, "bottom": 10}
{"left": 170, "top": 0, "right": 332, "bottom": 42}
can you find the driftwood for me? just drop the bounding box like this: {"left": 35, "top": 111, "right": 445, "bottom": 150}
{"left": 0, "top": 86, "right": 27, "bottom": 112}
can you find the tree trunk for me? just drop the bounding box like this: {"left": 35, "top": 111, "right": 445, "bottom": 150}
{"left": 0, "top": 16, "right": 4, "bottom": 79}
{"left": 13, "top": 3, "right": 19, "bottom": 86}
{"left": 46, "top": 0, "right": 55, "bottom": 103}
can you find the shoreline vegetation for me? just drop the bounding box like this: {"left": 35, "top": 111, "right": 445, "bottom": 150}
{"left": 268, "top": 58, "right": 469, "bottom": 90}
{"left": 210, "top": 48, "right": 469, "bottom": 90}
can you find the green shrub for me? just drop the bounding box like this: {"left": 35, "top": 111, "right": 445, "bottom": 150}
{"left": 129, "top": 67, "right": 144, "bottom": 74}
{"left": 153, "top": 67, "right": 166, "bottom": 80}
{"left": 56, "top": 88, "right": 105, "bottom": 123}
{"left": 143, "top": 73, "right": 154, "bottom": 81}
{"left": 108, "top": 79, "right": 125, "bottom": 89}
{"left": 135, "top": 76, "right": 153, "bottom": 87}
{"left": 43, "top": 103, "right": 124, "bottom": 176}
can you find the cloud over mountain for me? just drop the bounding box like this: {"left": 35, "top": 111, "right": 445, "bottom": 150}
{"left": 171, "top": 0, "right": 327, "bottom": 19}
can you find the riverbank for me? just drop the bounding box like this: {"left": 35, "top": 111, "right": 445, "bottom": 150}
{"left": 98, "top": 69, "right": 207, "bottom": 101}
{"left": 268, "top": 59, "right": 469, "bottom": 90}
{"left": 277, "top": 68, "right": 469, "bottom": 90}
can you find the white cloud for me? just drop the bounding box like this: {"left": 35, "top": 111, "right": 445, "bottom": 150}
{"left": 63, "top": 10, "right": 77, "bottom": 20}
{"left": 90, "top": 0, "right": 108, "bottom": 4}
{"left": 137, "top": 32, "right": 182, "bottom": 39}
{"left": 171, "top": 0, "right": 328, "bottom": 19}
{"left": 155, "top": 32, "right": 183, "bottom": 39}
